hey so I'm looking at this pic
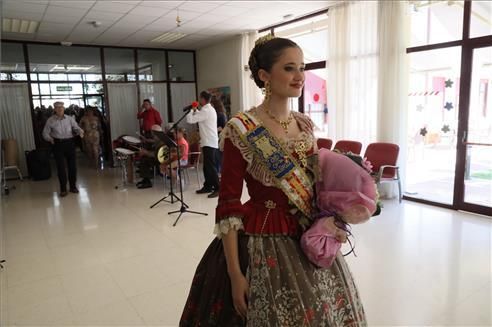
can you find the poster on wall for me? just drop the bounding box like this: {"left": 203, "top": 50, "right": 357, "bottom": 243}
{"left": 208, "top": 86, "right": 231, "bottom": 118}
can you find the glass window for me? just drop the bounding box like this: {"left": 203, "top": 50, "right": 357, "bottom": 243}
{"left": 405, "top": 46, "right": 462, "bottom": 204}
{"left": 31, "top": 84, "right": 40, "bottom": 95}
{"left": 0, "top": 73, "right": 9, "bottom": 80}
{"left": 83, "top": 74, "right": 103, "bottom": 82}
{"left": 28, "top": 44, "right": 102, "bottom": 76}
{"left": 470, "top": 1, "right": 492, "bottom": 38}
{"left": 409, "top": 1, "right": 464, "bottom": 47}
{"left": 104, "top": 48, "right": 135, "bottom": 81}
{"left": 138, "top": 66, "right": 153, "bottom": 81}
{"left": 84, "top": 83, "right": 104, "bottom": 94}
{"left": 38, "top": 73, "right": 49, "bottom": 81}
{"left": 303, "top": 69, "right": 328, "bottom": 137}
{"left": 11, "top": 73, "right": 28, "bottom": 80}
{"left": 168, "top": 51, "right": 195, "bottom": 81}
{"left": 49, "top": 73, "right": 68, "bottom": 81}
{"left": 275, "top": 15, "right": 328, "bottom": 63}
{"left": 39, "top": 83, "right": 50, "bottom": 95}
{"left": 1, "top": 43, "right": 26, "bottom": 78}
{"left": 276, "top": 13, "right": 328, "bottom": 34}
{"left": 105, "top": 74, "right": 125, "bottom": 82}
{"left": 138, "top": 50, "right": 167, "bottom": 81}
{"left": 30, "top": 73, "right": 38, "bottom": 81}
{"left": 33, "top": 97, "right": 41, "bottom": 108}
{"left": 288, "top": 29, "right": 328, "bottom": 63}
{"left": 68, "top": 74, "right": 82, "bottom": 81}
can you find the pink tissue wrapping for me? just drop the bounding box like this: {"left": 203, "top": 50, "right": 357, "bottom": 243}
{"left": 300, "top": 217, "right": 341, "bottom": 268}
{"left": 316, "top": 148, "right": 377, "bottom": 224}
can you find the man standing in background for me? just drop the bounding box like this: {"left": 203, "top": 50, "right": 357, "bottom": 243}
{"left": 186, "top": 91, "right": 219, "bottom": 198}
{"left": 137, "top": 99, "right": 163, "bottom": 136}
{"left": 42, "top": 101, "right": 84, "bottom": 197}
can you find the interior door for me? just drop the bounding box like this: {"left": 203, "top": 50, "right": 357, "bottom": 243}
{"left": 455, "top": 45, "right": 492, "bottom": 216}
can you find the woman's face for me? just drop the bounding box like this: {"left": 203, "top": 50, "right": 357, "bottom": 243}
{"left": 264, "top": 47, "right": 305, "bottom": 98}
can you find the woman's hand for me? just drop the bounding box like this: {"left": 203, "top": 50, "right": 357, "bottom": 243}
{"left": 322, "top": 216, "right": 348, "bottom": 243}
{"left": 229, "top": 271, "right": 249, "bottom": 318}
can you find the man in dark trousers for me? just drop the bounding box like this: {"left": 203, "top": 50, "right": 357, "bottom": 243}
{"left": 43, "top": 101, "right": 84, "bottom": 197}
{"left": 136, "top": 124, "right": 163, "bottom": 189}
{"left": 186, "top": 91, "right": 219, "bottom": 198}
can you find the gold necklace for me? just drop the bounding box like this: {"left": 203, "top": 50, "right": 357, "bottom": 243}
{"left": 264, "top": 107, "right": 294, "bottom": 133}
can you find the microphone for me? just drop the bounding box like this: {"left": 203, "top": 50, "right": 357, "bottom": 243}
{"left": 183, "top": 101, "right": 200, "bottom": 112}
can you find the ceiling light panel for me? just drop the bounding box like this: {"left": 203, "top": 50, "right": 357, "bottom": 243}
{"left": 151, "top": 32, "right": 187, "bottom": 43}
{"left": 2, "top": 18, "right": 39, "bottom": 33}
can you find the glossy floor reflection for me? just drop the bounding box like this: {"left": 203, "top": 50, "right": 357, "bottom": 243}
{"left": 1, "top": 163, "right": 491, "bottom": 326}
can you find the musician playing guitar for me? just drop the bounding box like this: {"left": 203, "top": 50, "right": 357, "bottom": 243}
{"left": 158, "top": 128, "right": 189, "bottom": 187}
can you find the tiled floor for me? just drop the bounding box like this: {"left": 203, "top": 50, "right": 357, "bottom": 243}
{"left": 1, "top": 160, "right": 491, "bottom": 326}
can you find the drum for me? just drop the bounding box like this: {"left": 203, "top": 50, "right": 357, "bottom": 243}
{"left": 115, "top": 147, "right": 136, "bottom": 183}
{"left": 115, "top": 147, "right": 135, "bottom": 157}
{"left": 157, "top": 145, "right": 170, "bottom": 164}
{"left": 157, "top": 145, "right": 178, "bottom": 165}
{"left": 121, "top": 135, "right": 142, "bottom": 151}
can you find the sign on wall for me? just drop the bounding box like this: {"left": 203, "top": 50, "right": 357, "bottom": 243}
{"left": 56, "top": 86, "right": 72, "bottom": 92}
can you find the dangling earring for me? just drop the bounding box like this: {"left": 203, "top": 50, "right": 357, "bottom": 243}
{"left": 264, "top": 81, "right": 272, "bottom": 101}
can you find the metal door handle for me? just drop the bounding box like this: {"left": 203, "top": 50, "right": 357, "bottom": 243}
{"left": 462, "top": 130, "right": 467, "bottom": 144}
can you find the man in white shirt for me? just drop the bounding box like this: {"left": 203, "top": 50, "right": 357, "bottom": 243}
{"left": 42, "top": 101, "right": 84, "bottom": 197}
{"left": 186, "top": 91, "right": 220, "bottom": 198}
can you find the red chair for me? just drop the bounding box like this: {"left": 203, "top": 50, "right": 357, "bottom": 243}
{"left": 364, "top": 142, "right": 402, "bottom": 203}
{"left": 317, "top": 138, "right": 333, "bottom": 150}
{"left": 333, "top": 140, "right": 362, "bottom": 155}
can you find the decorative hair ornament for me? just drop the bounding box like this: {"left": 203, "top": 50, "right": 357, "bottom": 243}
{"left": 254, "top": 33, "right": 275, "bottom": 47}
{"left": 249, "top": 34, "right": 275, "bottom": 83}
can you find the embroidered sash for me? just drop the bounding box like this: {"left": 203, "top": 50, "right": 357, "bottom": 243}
{"left": 228, "top": 111, "right": 314, "bottom": 218}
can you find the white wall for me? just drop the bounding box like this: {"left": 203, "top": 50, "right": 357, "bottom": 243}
{"left": 196, "top": 36, "right": 242, "bottom": 115}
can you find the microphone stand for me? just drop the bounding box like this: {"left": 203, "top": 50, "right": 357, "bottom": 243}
{"left": 149, "top": 151, "right": 181, "bottom": 208}
{"left": 149, "top": 130, "right": 182, "bottom": 208}
{"left": 168, "top": 107, "right": 208, "bottom": 226}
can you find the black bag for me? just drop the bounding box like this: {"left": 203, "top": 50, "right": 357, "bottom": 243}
{"left": 25, "top": 149, "right": 51, "bottom": 181}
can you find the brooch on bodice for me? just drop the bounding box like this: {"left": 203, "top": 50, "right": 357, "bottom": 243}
{"left": 294, "top": 140, "right": 308, "bottom": 168}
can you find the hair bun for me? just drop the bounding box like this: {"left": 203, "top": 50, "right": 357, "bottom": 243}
{"left": 254, "top": 34, "right": 275, "bottom": 47}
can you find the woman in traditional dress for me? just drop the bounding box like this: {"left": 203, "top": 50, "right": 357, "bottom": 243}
{"left": 180, "top": 36, "right": 366, "bottom": 326}
{"left": 79, "top": 107, "right": 102, "bottom": 168}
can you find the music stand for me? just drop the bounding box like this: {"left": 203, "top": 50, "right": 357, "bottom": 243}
{"left": 150, "top": 131, "right": 181, "bottom": 208}
{"left": 167, "top": 109, "right": 208, "bottom": 226}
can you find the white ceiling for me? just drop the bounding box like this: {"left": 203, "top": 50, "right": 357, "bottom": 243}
{"left": 1, "top": 0, "right": 335, "bottom": 50}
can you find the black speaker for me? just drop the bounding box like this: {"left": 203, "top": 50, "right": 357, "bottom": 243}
{"left": 25, "top": 149, "right": 51, "bottom": 181}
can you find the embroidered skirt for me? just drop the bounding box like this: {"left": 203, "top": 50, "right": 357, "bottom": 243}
{"left": 180, "top": 235, "right": 366, "bottom": 327}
